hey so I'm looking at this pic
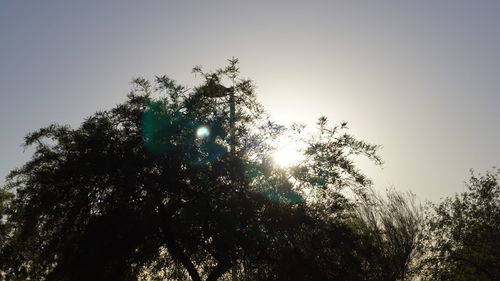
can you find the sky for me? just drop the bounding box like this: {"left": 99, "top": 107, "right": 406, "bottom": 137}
{"left": 1, "top": 0, "right": 499, "bottom": 202}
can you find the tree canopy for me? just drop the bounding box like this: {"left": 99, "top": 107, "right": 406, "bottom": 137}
{"left": 419, "top": 169, "right": 500, "bottom": 281}
{"left": 0, "top": 59, "right": 386, "bottom": 281}
{"left": 1, "top": 59, "right": 496, "bottom": 281}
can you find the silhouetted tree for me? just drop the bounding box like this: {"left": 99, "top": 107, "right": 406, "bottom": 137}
{"left": 354, "top": 189, "right": 423, "bottom": 281}
{"left": 0, "top": 59, "right": 383, "bottom": 281}
{"left": 0, "top": 188, "right": 13, "bottom": 271}
{"left": 231, "top": 116, "right": 383, "bottom": 281}
{"left": 418, "top": 169, "right": 500, "bottom": 281}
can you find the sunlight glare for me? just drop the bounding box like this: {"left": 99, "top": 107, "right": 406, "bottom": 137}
{"left": 272, "top": 142, "right": 303, "bottom": 167}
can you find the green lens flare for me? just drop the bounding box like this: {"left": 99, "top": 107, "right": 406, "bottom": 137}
{"left": 142, "top": 102, "right": 224, "bottom": 165}
{"left": 196, "top": 126, "right": 210, "bottom": 138}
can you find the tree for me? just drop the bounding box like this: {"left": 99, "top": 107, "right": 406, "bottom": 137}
{"left": 0, "top": 188, "right": 13, "bottom": 271}
{"left": 418, "top": 169, "right": 500, "bottom": 281}
{"left": 354, "top": 189, "right": 423, "bottom": 281}
{"left": 0, "top": 59, "right": 382, "bottom": 281}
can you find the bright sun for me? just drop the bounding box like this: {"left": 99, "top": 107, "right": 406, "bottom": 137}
{"left": 272, "top": 141, "right": 304, "bottom": 167}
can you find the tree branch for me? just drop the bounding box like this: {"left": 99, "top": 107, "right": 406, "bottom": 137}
{"left": 205, "top": 261, "right": 231, "bottom": 281}
{"left": 164, "top": 232, "right": 201, "bottom": 281}
{"left": 158, "top": 204, "right": 201, "bottom": 281}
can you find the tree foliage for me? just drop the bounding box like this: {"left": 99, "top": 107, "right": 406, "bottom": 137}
{"left": 355, "top": 189, "right": 423, "bottom": 281}
{"left": 419, "top": 169, "right": 500, "bottom": 281}
{"left": 0, "top": 59, "right": 388, "bottom": 281}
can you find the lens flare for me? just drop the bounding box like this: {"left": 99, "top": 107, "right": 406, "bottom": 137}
{"left": 196, "top": 126, "right": 210, "bottom": 138}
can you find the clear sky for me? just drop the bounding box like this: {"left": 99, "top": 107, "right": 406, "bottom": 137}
{"left": 1, "top": 0, "right": 499, "bottom": 202}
